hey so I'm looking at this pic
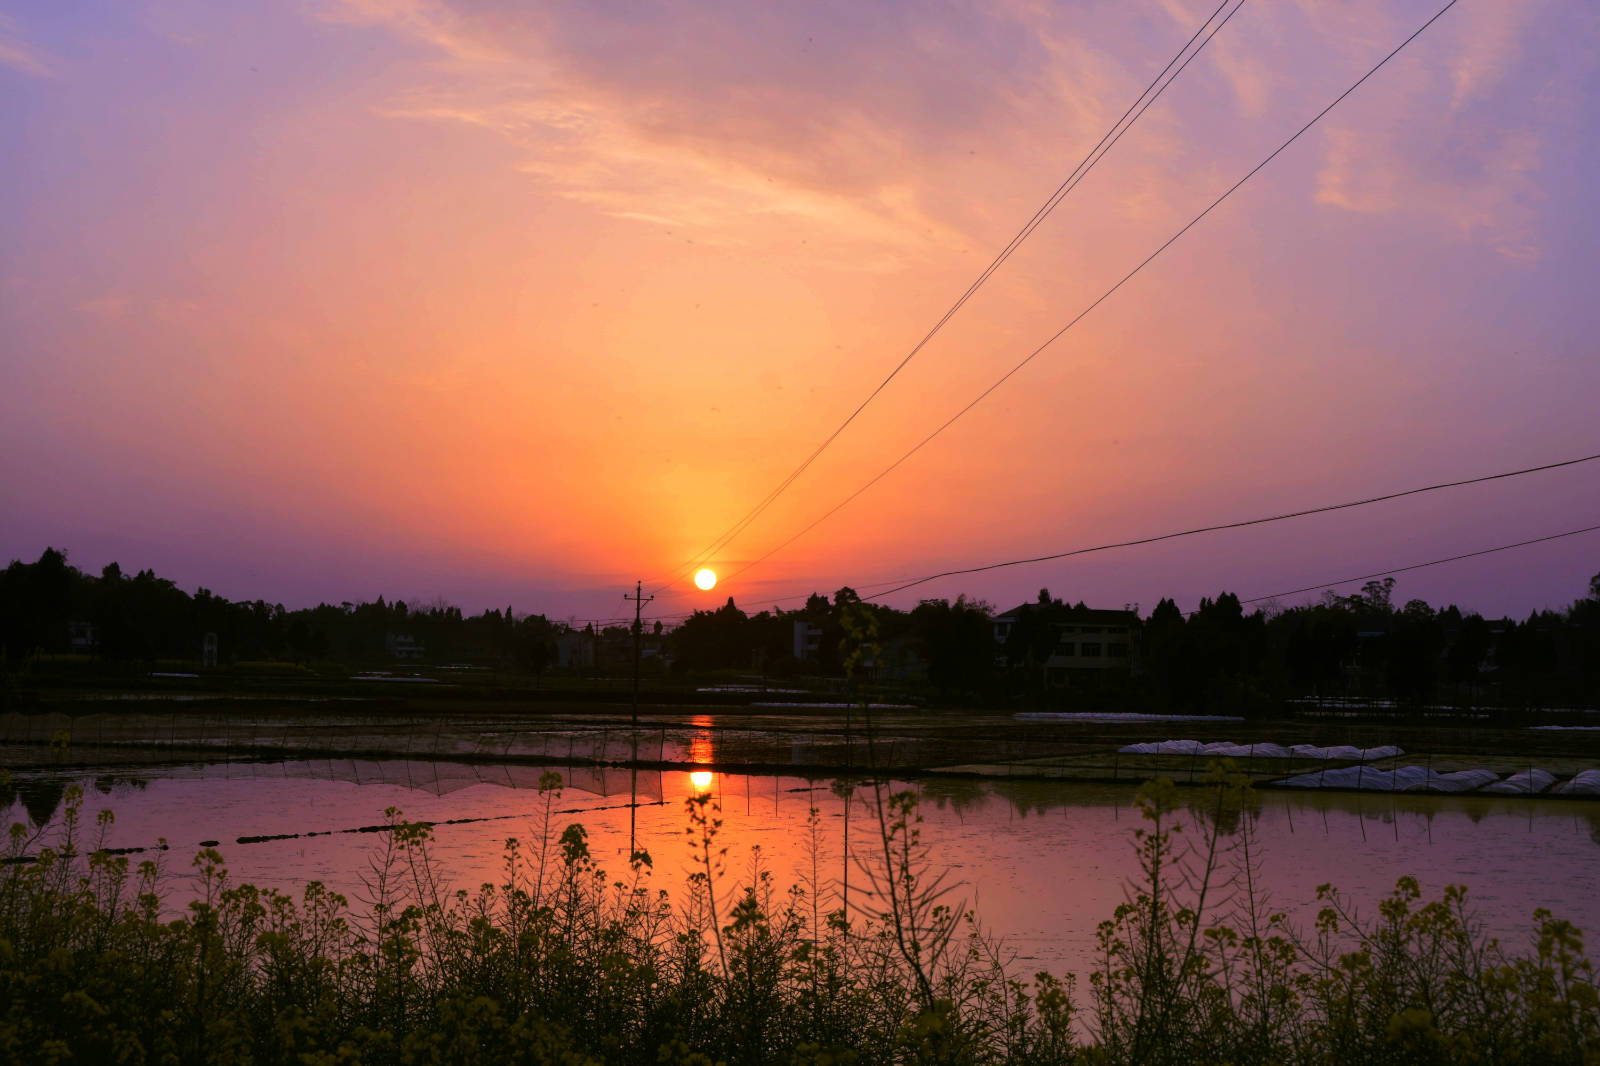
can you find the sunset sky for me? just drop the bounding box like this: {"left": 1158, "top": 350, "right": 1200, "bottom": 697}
{"left": 3, "top": 0, "right": 1598, "bottom": 624}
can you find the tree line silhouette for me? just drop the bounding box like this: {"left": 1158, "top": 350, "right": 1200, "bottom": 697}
{"left": 2, "top": 547, "right": 1596, "bottom": 713}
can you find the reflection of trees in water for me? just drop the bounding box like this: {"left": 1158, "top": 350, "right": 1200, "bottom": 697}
{"left": 7, "top": 773, "right": 150, "bottom": 830}
{"left": 92, "top": 774, "right": 149, "bottom": 795}
{"left": 901, "top": 779, "right": 1120, "bottom": 819}
{"left": 986, "top": 780, "right": 1133, "bottom": 819}
{"left": 1003, "top": 784, "right": 1062, "bottom": 819}
{"left": 1184, "top": 788, "right": 1260, "bottom": 836}
{"left": 17, "top": 778, "right": 67, "bottom": 827}
{"left": 917, "top": 778, "right": 989, "bottom": 816}
{"left": 1586, "top": 812, "right": 1600, "bottom": 848}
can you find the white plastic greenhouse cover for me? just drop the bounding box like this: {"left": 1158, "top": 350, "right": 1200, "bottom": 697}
{"left": 1555, "top": 770, "right": 1600, "bottom": 796}
{"left": 1015, "top": 713, "right": 1243, "bottom": 723}
{"left": 1483, "top": 769, "right": 1557, "bottom": 795}
{"left": 1280, "top": 766, "right": 1499, "bottom": 792}
{"left": 1117, "top": 740, "right": 1402, "bottom": 761}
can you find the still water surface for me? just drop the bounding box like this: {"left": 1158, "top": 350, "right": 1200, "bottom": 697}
{"left": 8, "top": 757, "right": 1600, "bottom": 978}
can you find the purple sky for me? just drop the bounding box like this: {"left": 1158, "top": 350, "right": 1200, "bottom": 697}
{"left": 2, "top": 0, "right": 1598, "bottom": 624}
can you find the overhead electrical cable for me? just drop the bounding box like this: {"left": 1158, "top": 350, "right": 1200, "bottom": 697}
{"left": 853, "top": 451, "right": 1599, "bottom": 601}
{"left": 644, "top": 0, "right": 1243, "bottom": 596}
{"left": 650, "top": 572, "right": 917, "bottom": 606}
{"left": 585, "top": 520, "right": 1600, "bottom": 629}
{"left": 1239, "top": 525, "right": 1600, "bottom": 606}
{"left": 723, "top": 0, "right": 1463, "bottom": 587}
{"left": 584, "top": 459, "right": 1594, "bottom": 626}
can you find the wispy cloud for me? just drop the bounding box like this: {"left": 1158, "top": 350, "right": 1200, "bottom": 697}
{"left": 309, "top": 0, "right": 503, "bottom": 63}
{"left": 77, "top": 294, "right": 131, "bottom": 319}
{"left": 313, "top": 0, "right": 1594, "bottom": 278}
{"left": 0, "top": 14, "right": 55, "bottom": 78}
{"left": 315, "top": 0, "right": 1146, "bottom": 258}
{"left": 1310, "top": 0, "right": 1586, "bottom": 265}
{"left": 1316, "top": 118, "right": 1545, "bottom": 264}
{"left": 1445, "top": 1, "right": 1539, "bottom": 112}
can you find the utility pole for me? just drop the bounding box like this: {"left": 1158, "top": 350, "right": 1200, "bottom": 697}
{"left": 624, "top": 580, "right": 653, "bottom": 857}
{"left": 625, "top": 580, "right": 653, "bottom": 730}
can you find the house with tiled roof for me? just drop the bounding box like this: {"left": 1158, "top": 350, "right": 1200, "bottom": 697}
{"left": 994, "top": 595, "right": 1137, "bottom": 688}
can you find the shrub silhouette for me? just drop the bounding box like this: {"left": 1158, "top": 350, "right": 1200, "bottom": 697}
{"left": 0, "top": 763, "right": 1596, "bottom": 1064}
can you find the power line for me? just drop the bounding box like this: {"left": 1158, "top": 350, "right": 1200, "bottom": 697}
{"left": 725, "top": 0, "right": 1463, "bottom": 587}
{"left": 595, "top": 510, "right": 1598, "bottom": 631}
{"left": 1240, "top": 525, "right": 1600, "bottom": 606}
{"left": 647, "top": 0, "right": 1244, "bottom": 595}
{"left": 855, "top": 452, "right": 1599, "bottom": 600}
{"left": 650, "top": 570, "right": 917, "bottom": 606}
{"left": 596, "top": 520, "right": 1600, "bottom": 628}
{"left": 629, "top": 518, "right": 1600, "bottom": 627}
{"left": 596, "top": 451, "right": 1590, "bottom": 623}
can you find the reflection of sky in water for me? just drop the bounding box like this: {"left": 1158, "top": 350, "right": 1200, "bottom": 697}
{"left": 688, "top": 714, "right": 715, "bottom": 791}
{"left": 6, "top": 765, "right": 1600, "bottom": 977}
{"left": 688, "top": 715, "right": 715, "bottom": 763}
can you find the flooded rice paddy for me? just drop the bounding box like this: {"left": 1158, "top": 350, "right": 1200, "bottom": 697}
{"left": 8, "top": 753, "right": 1600, "bottom": 978}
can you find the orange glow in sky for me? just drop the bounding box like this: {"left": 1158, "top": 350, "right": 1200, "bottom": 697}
{"left": 2, "top": 1, "right": 1597, "bottom": 619}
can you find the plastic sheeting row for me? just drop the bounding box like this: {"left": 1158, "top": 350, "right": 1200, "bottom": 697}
{"left": 1281, "top": 766, "right": 1498, "bottom": 792}
{"left": 1282, "top": 766, "right": 1600, "bottom": 795}
{"left": 1556, "top": 770, "right": 1600, "bottom": 796}
{"left": 1017, "top": 712, "right": 1244, "bottom": 723}
{"left": 1117, "top": 739, "right": 1403, "bottom": 761}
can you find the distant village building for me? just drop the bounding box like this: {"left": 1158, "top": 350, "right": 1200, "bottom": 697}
{"left": 793, "top": 620, "right": 822, "bottom": 662}
{"left": 993, "top": 602, "right": 1137, "bottom": 688}
{"left": 67, "top": 620, "right": 97, "bottom": 654}
{"left": 1043, "top": 609, "right": 1135, "bottom": 687}
{"left": 599, "top": 625, "right": 635, "bottom": 667}
{"left": 556, "top": 629, "right": 595, "bottom": 670}
{"left": 877, "top": 634, "right": 928, "bottom": 682}
{"left": 386, "top": 632, "right": 425, "bottom": 662}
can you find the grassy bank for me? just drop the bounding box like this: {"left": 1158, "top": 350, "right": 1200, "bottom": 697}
{"left": 1, "top": 764, "right": 1597, "bottom": 1065}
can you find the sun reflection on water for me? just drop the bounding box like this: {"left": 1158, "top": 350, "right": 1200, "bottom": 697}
{"left": 688, "top": 715, "right": 715, "bottom": 791}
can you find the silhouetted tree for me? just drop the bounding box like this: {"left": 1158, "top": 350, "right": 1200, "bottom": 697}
{"left": 1386, "top": 600, "right": 1444, "bottom": 710}
{"left": 515, "top": 613, "right": 557, "bottom": 678}
{"left": 912, "top": 596, "right": 993, "bottom": 697}
{"left": 670, "top": 597, "right": 752, "bottom": 673}
{"left": 1447, "top": 612, "right": 1492, "bottom": 700}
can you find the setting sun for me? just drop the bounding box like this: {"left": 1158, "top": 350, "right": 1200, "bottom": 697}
{"left": 689, "top": 770, "right": 714, "bottom": 790}
{"left": 694, "top": 568, "right": 717, "bottom": 591}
